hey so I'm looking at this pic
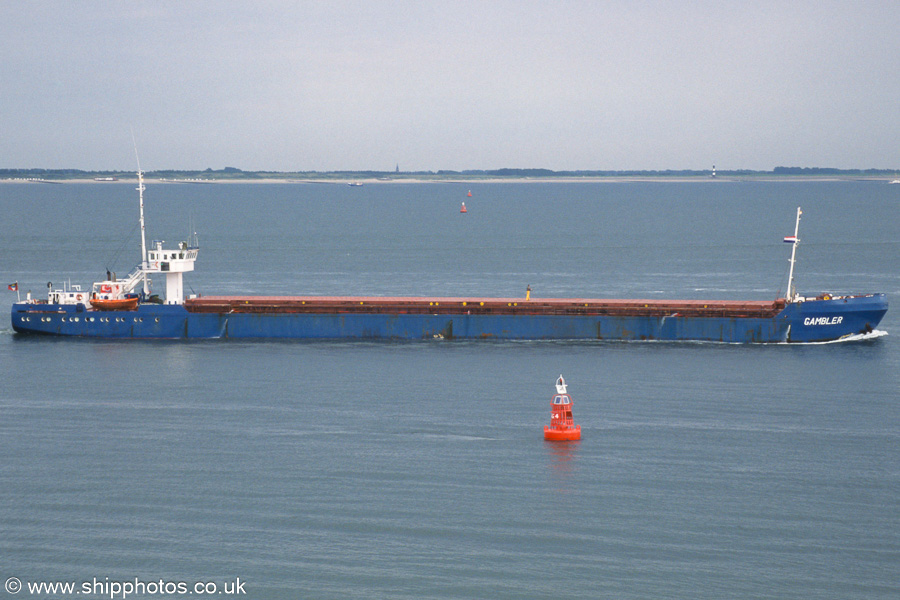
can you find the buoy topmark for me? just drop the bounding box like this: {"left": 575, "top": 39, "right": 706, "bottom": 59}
{"left": 460, "top": 202, "right": 467, "bottom": 213}
{"left": 544, "top": 374, "right": 581, "bottom": 441}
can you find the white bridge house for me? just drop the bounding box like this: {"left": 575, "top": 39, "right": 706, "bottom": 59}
{"left": 144, "top": 240, "right": 199, "bottom": 304}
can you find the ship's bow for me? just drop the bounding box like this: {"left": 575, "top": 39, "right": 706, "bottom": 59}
{"left": 781, "top": 293, "right": 888, "bottom": 342}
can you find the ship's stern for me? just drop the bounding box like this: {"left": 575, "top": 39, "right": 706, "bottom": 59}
{"left": 11, "top": 302, "right": 191, "bottom": 338}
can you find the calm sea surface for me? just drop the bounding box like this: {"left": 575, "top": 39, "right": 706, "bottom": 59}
{"left": 1, "top": 181, "right": 898, "bottom": 599}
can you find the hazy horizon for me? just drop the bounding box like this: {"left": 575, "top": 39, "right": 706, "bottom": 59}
{"left": 3, "top": 165, "right": 899, "bottom": 175}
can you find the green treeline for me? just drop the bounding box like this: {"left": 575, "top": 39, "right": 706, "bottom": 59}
{"left": 770, "top": 166, "right": 895, "bottom": 175}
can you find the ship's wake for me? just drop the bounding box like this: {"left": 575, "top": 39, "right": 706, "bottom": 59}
{"left": 791, "top": 329, "right": 888, "bottom": 345}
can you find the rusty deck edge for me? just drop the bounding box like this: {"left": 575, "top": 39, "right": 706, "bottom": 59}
{"left": 184, "top": 296, "right": 786, "bottom": 319}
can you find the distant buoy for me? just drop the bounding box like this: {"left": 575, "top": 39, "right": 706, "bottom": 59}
{"left": 543, "top": 375, "right": 581, "bottom": 441}
{"left": 467, "top": 190, "right": 472, "bottom": 197}
{"left": 460, "top": 202, "right": 467, "bottom": 213}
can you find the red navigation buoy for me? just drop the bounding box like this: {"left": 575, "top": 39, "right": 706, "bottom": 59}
{"left": 460, "top": 202, "right": 467, "bottom": 213}
{"left": 467, "top": 190, "right": 472, "bottom": 197}
{"left": 543, "top": 375, "right": 581, "bottom": 441}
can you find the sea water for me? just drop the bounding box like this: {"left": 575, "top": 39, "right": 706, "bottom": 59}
{"left": 0, "top": 180, "right": 898, "bottom": 599}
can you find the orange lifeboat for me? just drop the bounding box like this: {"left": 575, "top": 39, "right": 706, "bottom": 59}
{"left": 90, "top": 296, "right": 139, "bottom": 311}
{"left": 543, "top": 375, "right": 581, "bottom": 441}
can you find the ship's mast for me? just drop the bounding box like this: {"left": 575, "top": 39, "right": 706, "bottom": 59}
{"left": 133, "top": 133, "right": 150, "bottom": 297}
{"left": 137, "top": 169, "right": 149, "bottom": 296}
{"left": 786, "top": 206, "right": 801, "bottom": 301}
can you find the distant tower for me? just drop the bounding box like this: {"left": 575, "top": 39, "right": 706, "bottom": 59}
{"left": 396, "top": 163, "right": 400, "bottom": 173}
{"left": 710, "top": 164, "right": 717, "bottom": 179}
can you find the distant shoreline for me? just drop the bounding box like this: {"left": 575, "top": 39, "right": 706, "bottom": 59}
{"left": 2, "top": 166, "right": 899, "bottom": 185}
{"left": 2, "top": 175, "right": 899, "bottom": 184}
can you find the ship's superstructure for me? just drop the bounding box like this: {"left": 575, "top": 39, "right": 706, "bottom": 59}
{"left": 19, "top": 168, "right": 197, "bottom": 311}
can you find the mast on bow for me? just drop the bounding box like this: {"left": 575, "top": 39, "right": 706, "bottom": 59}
{"left": 785, "top": 206, "right": 802, "bottom": 301}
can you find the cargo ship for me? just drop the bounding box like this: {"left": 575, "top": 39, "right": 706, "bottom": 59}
{"left": 9, "top": 173, "right": 888, "bottom": 343}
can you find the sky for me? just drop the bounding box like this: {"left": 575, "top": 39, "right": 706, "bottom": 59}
{"left": 1, "top": 0, "right": 898, "bottom": 172}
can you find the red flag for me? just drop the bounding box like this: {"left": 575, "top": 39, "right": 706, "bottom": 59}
{"left": 7, "top": 282, "right": 17, "bottom": 291}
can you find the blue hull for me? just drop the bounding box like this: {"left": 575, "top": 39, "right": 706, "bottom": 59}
{"left": 11, "top": 294, "right": 887, "bottom": 343}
